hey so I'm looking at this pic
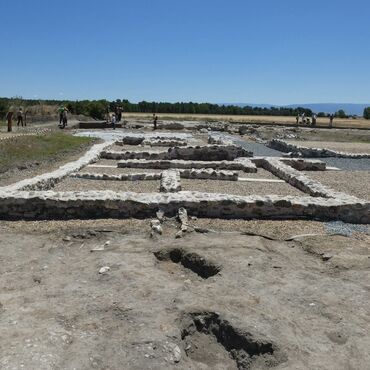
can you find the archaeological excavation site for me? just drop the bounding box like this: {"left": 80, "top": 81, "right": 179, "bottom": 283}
{"left": 1, "top": 119, "right": 370, "bottom": 369}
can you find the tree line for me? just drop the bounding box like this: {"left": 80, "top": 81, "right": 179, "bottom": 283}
{"left": 1, "top": 97, "right": 369, "bottom": 120}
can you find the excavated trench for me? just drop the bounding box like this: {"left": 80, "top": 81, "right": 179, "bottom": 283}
{"left": 181, "top": 312, "right": 285, "bottom": 369}
{"left": 154, "top": 248, "right": 221, "bottom": 279}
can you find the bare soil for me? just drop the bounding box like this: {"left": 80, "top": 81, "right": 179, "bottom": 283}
{"left": 0, "top": 219, "right": 369, "bottom": 369}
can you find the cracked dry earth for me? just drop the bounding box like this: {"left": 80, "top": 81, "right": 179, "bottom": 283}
{"left": 0, "top": 220, "right": 370, "bottom": 369}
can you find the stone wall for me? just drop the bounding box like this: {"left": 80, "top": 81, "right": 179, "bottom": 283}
{"left": 102, "top": 145, "right": 252, "bottom": 161}
{"left": 268, "top": 139, "right": 370, "bottom": 158}
{"left": 261, "top": 158, "right": 359, "bottom": 201}
{"left": 0, "top": 190, "right": 368, "bottom": 223}
{"left": 117, "top": 159, "right": 257, "bottom": 172}
{"left": 71, "top": 172, "right": 162, "bottom": 181}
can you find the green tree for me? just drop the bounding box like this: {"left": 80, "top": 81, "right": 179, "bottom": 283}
{"left": 363, "top": 107, "right": 370, "bottom": 119}
{"left": 335, "top": 109, "right": 347, "bottom": 118}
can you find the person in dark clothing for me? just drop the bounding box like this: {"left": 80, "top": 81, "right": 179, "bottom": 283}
{"left": 6, "top": 110, "right": 14, "bottom": 132}
{"left": 17, "top": 108, "right": 24, "bottom": 127}
{"left": 329, "top": 114, "right": 334, "bottom": 128}
{"left": 312, "top": 114, "right": 317, "bottom": 126}
{"left": 116, "top": 106, "right": 123, "bottom": 122}
{"left": 153, "top": 113, "right": 158, "bottom": 130}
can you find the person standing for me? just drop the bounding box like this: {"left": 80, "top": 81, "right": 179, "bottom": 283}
{"left": 61, "top": 108, "right": 68, "bottom": 128}
{"left": 312, "top": 113, "right": 317, "bottom": 126}
{"left": 296, "top": 114, "right": 299, "bottom": 126}
{"left": 111, "top": 113, "right": 116, "bottom": 130}
{"left": 6, "top": 109, "right": 14, "bottom": 132}
{"left": 116, "top": 106, "right": 123, "bottom": 122}
{"left": 329, "top": 114, "right": 334, "bottom": 128}
{"left": 153, "top": 113, "right": 158, "bottom": 130}
{"left": 58, "top": 106, "right": 64, "bottom": 126}
{"left": 17, "top": 108, "right": 24, "bottom": 127}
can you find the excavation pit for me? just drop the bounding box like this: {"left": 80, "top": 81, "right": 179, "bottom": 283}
{"left": 181, "top": 312, "right": 284, "bottom": 370}
{"left": 154, "top": 248, "right": 221, "bottom": 279}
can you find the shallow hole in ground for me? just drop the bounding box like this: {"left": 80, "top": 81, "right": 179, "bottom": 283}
{"left": 154, "top": 248, "right": 221, "bottom": 279}
{"left": 181, "top": 312, "right": 285, "bottom": 370}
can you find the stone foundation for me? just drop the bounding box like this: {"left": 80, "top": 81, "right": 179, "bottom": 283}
{"left": 102, "top": 145, "right": 252, "bottom": 161}
{"left": 117, "top": 159, "right": 257, "bottom": 172}
{"left": 0, "top": 190, "right": 368, "bottom": 223}
{"left": 260, "top": 158, "right": 358, "bottom": 201}
{"left": 268, "top": 139, "right": 370, "bottom": 158}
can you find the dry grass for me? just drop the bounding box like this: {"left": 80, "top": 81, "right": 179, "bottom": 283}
{"left": 123, "top": 112, "right": 370, "bottom": 129}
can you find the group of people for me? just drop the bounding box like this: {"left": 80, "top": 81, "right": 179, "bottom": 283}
{"left": 106, "top": 107, "right": 159, "bottom": 131}
{"left": 296, "top": 113, "right": 335, "bottom": 127}
{"left": 5, "top": 108, "right": 28, "bottom": 132}
{"left": 107, "top": 106, "right": 124, "bottom": 129}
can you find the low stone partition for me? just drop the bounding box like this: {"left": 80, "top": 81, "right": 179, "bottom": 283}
{"left": 279, "top": 158, "right": 326, "bottom": 171}
{"left": 167, "top": 145, "right": 252, "bottom": 160}
{"left": 122, "top": 136, "right": 145, "bottom": 145}
{"left": 102, "top": 145, "right": 252, "bottom": 161}
{"left": 268, "top": 139, "right": 370, "bottom": 158}
{"left": 78, "top": 121, "right": 122, "bottom": 129}
{"left": 71, "top": 172, "right": 162, "bottom": 181}
{"left": 160, "top": 170, "right": 181, "bottom": 192}
{"left": 0, "top": 190, "right": 368, "bottom": 223}
{"left": 101, "top": 150, "right": 168, "bottom": 160}
{"left": 118, "top": 159, "right": 257, "bottom": 173}
{"left": 117, "top": 135, "right": 188, "bottom": 146}
{"left": 143, "top": 139, "right": 187, "bottom": 147}
{"left": 261, "top": 158, "right": 358, "bottom": 201}
{"left": 251, "top": 157, "right": 326, "bottom": 171}
{"left": 0, "top": 141, "right": 113, "bottom": 192}
{"left": 179, "top": 169, "right": 238, "bottom": 181}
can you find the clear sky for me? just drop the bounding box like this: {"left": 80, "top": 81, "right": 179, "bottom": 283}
{"left": 1, "top": 0, "right": 369, "bottom": 105}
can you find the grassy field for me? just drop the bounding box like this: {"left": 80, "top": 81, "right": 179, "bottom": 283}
{"left": 0, "top": 132, "right": 94, "bottom": 173}
{"left": 123, "top": 112, "right": 370, "bottom": 129}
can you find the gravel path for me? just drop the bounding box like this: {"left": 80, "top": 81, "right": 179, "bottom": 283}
{"left": 181, "top": 178, "right": 304, "bottom": 196}
{"left": 304, "top": 170, "right": 370, "bottom": 200}
{"left": 219, "top": 134, "right": 282, "bottom": 156}
{"left": 221, "top": 133, "right": 370, "bottom": 171}
{"left": 52, "top": 178, "right": 161, "bottom": 192}
{"left": 287, "top": 140, "right": 370, "bottom": 154}
{"left": 320, "top": 157, "right": 370, "bottom": 171}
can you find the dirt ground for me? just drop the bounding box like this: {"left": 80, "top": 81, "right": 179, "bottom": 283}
{"left": 0, "top": 219, "right": 369, "bottom": 370}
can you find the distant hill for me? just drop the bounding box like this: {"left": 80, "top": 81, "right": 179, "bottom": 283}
{"left": 225, "top": 103, "right": 370, "bottom": 116}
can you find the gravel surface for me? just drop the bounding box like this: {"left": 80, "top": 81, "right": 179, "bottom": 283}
{"left": 219, "top": 134, "right": 282, "bottom": 157}
{"left": 107, "top": 144, "right": 169, "bottom": 153}
{"left": 181, "top": 178, "right": 304, "bottom": 196}
{"left": 79, "top": 166, "right": 163, "bottom": 175}
{"left": 304, "top": 170, "right": 370, "bottom": 200}
{"left": 52, "top": 178, "right": 161, "bottom": 192}
{"left": 319, "top": 157, "right": 370, "bottom": 171}
{"left": 287, "top": 140, "right": 370, "bottom": 154}
{"left": 325, "top": 221, "right": 370, "bottom": 236}
{"left": 237, "top": 168, "right": 280, "bottom": 179}
{"left": 189, "top": 219, "right": 327, "bottom": 239}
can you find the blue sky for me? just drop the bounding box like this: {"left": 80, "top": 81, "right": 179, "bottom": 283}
{"left": 0, "top": 0, "right": 369, "bottom": 105}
